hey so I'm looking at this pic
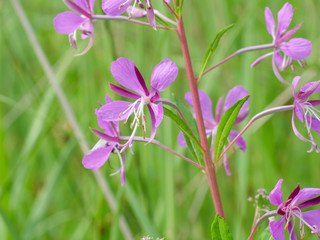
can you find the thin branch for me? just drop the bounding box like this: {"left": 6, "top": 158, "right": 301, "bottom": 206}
{"left": 10, "top": 0, "right": 133, "bottom": 239}
{"left": 120, "top": 136, "right": 205, "bottom": 170}
{"left": 91, "top": 15, "right": 173, "bottom": 30}
{"left": 218, "top": 105, "right": 294, "bottom": 163}
{"left": 196, "top": 43, "right": 275, "bottom": 81}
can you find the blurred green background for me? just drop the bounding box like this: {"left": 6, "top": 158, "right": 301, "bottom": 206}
{"left": 1, "top": 0, "right": 320, "bottom": 239}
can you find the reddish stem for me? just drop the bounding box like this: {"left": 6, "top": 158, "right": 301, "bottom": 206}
{"left": 177, "top": 16, "right": 225, "bottom": 218}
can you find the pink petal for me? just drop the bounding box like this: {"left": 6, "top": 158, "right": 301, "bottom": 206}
{"left": 82, "top": 145, "right": 114, "bottom": 170}
{"left": 292, "top": 76, "right": 301, "bottom": 99}
{"left": 287, "top": 222, "right": 297, "bottom": 240}
{"left": 265, "top": 7, "right": 275, "bottom": 38}
{"left": 276, "top": 2, "right": 293, "bottom": 38}
{"left": 269, "top": 179, "right": 284, "bottom": 206}
{"left": 97, "top": 101, "right": 133, "bottom": 122}
{"left": 294, "top": 103, "right": 304, "bottom": 123}
{"left": 177, "top": 131, "right": 187, "bottom": 147}
{"left": 53, "top": 11, "right": 86, "bottom": 34}
{"left": 229, "top": 130, "right": 246, "bottom": 152}
{"left": 310, "top": 117, "right": 320, "bottom": 134}
{"left": 215, "top": 96, "right": 224, "bottom": 122}
{"left": 185, "top": 91, "right": 214, "bottom": 123}
{"left": 292, "top": 188, "right": 320, "bottom": 206}
{"left": 223, "top": 154, "right": 231, "bottom": 176}
{"left": 298, "top": 195, "right": 320, "bottom": 209}
{"left": 65, "top": 0, "right": 91, "bottom": 17}
{"left": 80, "top": 21, "right": 93, "bottom": 39}
{"left": 277, "top": 23, "right": 302, "bottom": 43}
{"left": 224, "top": 86, "right": 250, "bottom": 121}
{"left": 297, "top": 81, "right": 320, "bottom": 100}
{"left": 280, "top": 38, "right": 312, "bottom": 60}
{"left": 301, "top": 210, "right": 320, "bottom": 230}
{"left": 274, "top": 51, "right": 284, "bottom": 71}
{"left": 102, "top": 0, "right": 133, "bottom": 16}
{"left": 151, "top": 59, "right": 178, "bottom": 92}
{"left": 110, "top": 83, "right": 141, "bottom": 100}
{"left": 111, "top": 58, "right": 148, "bottom": 96}
{"left": 269, "top": 217, "right": 285, "bottom": 240}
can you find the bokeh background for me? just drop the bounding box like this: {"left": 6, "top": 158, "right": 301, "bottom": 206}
{"left": 1, "top": 0, "right": 320, "bottom": 239}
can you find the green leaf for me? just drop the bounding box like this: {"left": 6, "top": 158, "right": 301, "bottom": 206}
{"left": 155, "top": 15, "right": 173, "bottom": 31}
{"left": 211, "top": 215, "right": 233, "bottom": 240}
{"left": 214, "top": 96, "right": 249, "bottom": 162}
{"left": 174, "top": 0, "right": 184, "bottom": 17}
{"left": 163, "top": 106, "right": 203, "bottom": 153}
{"left": 198, "top": 24, "right": 234, "bottom": 80}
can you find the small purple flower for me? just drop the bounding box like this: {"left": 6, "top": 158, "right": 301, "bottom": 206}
{"left": 96, "top": 57, "right": 178, "bottom": 150}
{"left": 292, "top": 76, "right": 320, "bottom": 153}
{"left": 102, "top": 0, "right": 164, "bottom": 29}
{"left": 251, "top": 2, "right": 312, "bottom": 83}
{"left": 178, "top": 86, "right": 249, "bottom": 175}
{"left": 269, "top": 179, "right": 320, "bottom": 239}
{"left": 54, "top": 0, "right": 95, "bottom": 55}
{"left": 82, "top": 96, "right": 126, "bottom": 185}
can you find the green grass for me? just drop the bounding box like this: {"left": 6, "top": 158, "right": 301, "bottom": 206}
{"left": 1, "top": 0, "right": 320, "bottom": 239}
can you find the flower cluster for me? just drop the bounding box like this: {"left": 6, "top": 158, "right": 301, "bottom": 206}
{"left": 269, "top": 179, "right": 320, "bottom": 239}
{"left": 178, "top": 86, "right": 249, "bottom": 175}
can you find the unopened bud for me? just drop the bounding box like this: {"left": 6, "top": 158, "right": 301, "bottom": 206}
{"left": 127, "top": 6, "right": 147, "bottom": 18}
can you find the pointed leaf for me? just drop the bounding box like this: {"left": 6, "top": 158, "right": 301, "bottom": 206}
{"left": 163, "top": 106, "right": 204, "bottom": 153}
{"left": 198, "top": 24, "right": 234, "bottom": 80}
{"left": 211, "top": 215, "right": 234, "bottom": 240}
{"left": 214, "top": 96, "right": 249, "bottom": 162}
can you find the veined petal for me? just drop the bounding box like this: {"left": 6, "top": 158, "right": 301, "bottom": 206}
{"left": 292, "top": 188, "right": 320, "bottom": 206}
{"left": 102, "top": 0, "right": 133, "bottom": 16}
{"left": 309, "top": 100, "right": 320, "bottom": 107}
{"left": 150, "top": 102, "right": 164, "bottom": 128}
{"left": 177, "top": 131, "right": 187, "bottom": 147}
{"left": 110, "top": 83, "right": 141, "bottom": 100}
{"left": 265, "top": 7, "right": 275, "bottom": 38}
{"left": 111, "top": 58, "right": 149, "bottom": 96}
{"left": 145, "top": 0, "right": 156, "bottom": 29}
{"left": 269, "top": 217, "right": 285, "bottom": 240}
{"left": 229, "top": 130, "right": 246, "bottom": 152}
{"left": 299, "top": 195, "right": 320, "bottom": 209}
{"left": 64, "top": 0, "right": 91, "bottom": 18}
{"left": 54, "top": 11, "right": 86, "bottom": 34}
{"left": 80, "top": 20, "right": 93, "bottom": 39}
{"left": 287, "top": 222, "right": 297, "bottom": 240}
{"left": 147, "top": 104, "right": 159, "bottom": 142}
{"left": 276, "top": 2, "right": 293, "bottom": 38}
{"left": 280, "top": 38, "right": 312, "bottom": 60}
{"left": 223, "top": 154, "right": 231, "bottom": 176}
{"left": 97, "top": 101, "right": 133, "bottom": 121}
{"left": 269, "top": 179, "right": 284, "bottom": 206}
{"left": 185, "top": 91, "right": 214, "bottom": 123}
{"left": 297, "top": 81, "right": 320, "bottom": 100}
{"left": 82, "top": 145, "right": 114, "bottom": 170}
{"left": 301, "top": 210, "right": 320, "bottom": 230}
{"left": 151, "top": 59, "right": 178, "bottom": 92}
{"left": 274, "top": 51, "right": 284, "bottom": 71}
{"left": 215, "top": 96, "right": 223, "bottom": 122}
{"left": 292, "top": 76, "right": 301, "bottom": 99}
{"left": 224, "top": 86, "right": 250, "bottom": 117}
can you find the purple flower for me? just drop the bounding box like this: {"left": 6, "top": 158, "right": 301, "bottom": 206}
{"left": 53, "top": 0, "right": 95, "bottom": 55}
{"left": 82, "top": 96, "right": 126, "bottom": 185}
{"left": 96, "top": 57, "right": 178, "bottom": 150}
{"left": 269, "top": 179, "right": 320, "bottom": 239}
{"left": 292, "top": 76, "right": 320, "bottom": 153}
{"left": 178, "top": 86, "right": 249, "bottom": 175}
{"left": 102, "top": 0, "right": 162, "bottom": 29}
{"left": 251, "top": 2, "right": 312, "bottom": 83}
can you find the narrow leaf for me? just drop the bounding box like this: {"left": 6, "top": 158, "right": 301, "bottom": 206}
{"left": 211, "top": 215, "right": 233, "bottom": 240}
{"left": 163, "top": 107, "right": 203, "bottom": 152}
{"left": 214, "top": 96, "right": 249, "bottom": 162}
{"left": 198, "top": 24, "right": 234, "bottom": 80}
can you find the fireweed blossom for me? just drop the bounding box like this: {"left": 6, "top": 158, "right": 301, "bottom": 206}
{"left": 292, "top": 76, "right": 320, "bottom": 153}
{"left": 96, "top": 57, "right": 178, "bottom": 151}
{"left": 178, "top": 87, "right": 249, "bottom": 175}
{"left": 269, "top": 179, "right": 320, "bottom": 239}
{"left": 251, "top": 2, "right": 312, "bottom": 83}
{"left": 82, "top": 96, "right": 126, "bottom": 185}
{"left": 54, "top": 0, "right": 95, "bottom": 55}
{"left": 102, "top": 0, "right": 167, "bottom": 29}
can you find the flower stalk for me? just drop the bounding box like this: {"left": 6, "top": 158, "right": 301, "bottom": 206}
{"left": 177, "top": 16, "right": 225, "bottom": 218}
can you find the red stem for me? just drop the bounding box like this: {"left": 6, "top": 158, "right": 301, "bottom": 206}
{"left": 177, "top": 16, "right": 225, "bottom": 218}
